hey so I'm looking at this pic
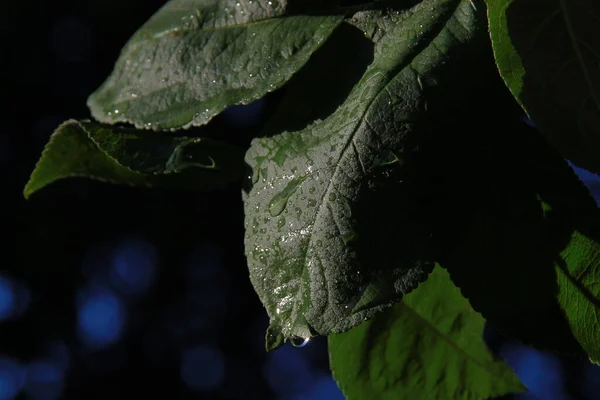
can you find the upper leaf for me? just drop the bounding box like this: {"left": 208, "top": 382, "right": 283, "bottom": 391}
{"left": 87, "top": 0, "right": 343, "bottom": 130}
{"left": 329, "top": 266, "right": 525, "bottom": 400}
{"left": 486, "top": 0, "right": 600, "bottom": 174}
{"left": 243, "top": 0, "right": 483, "bottom": 349}
{"left": 24, "top": 119, "right": 245, "bottom": 198}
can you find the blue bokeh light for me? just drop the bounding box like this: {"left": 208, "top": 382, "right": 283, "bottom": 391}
{"left": 263, "top": 344, "right": 313, "bottom": 398}
{"left": 0, "top": 358, "right": 26, "bottom": 400}
{"left": 0, "top": 277, "right": 16, "bottom": 322}
{"left": 499, "top": 343, "right": 568, "bottom": 400}
{"left": 110, "top": 237, "right": 158, "bottom": 296}
{"left": 583, "top": 363, "right": 600, "bottom": 399}
{"left": 294, "top": 374, "right": 345, "bottom": 400}
{"left": 24, "top": 360, "right": 65, "bottom": 400}
{"left": 77, "top": 289, "right": 126, "bottom": 348}
{"left": 180, "top": 345, "right": 225, "bottom": 391}
{"left": 0, "top": 276, "right": 30, "bottom": 322}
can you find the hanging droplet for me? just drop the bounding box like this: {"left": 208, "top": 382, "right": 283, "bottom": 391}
{"left": 290, "top": 336, "right": 310, "bottom": 348}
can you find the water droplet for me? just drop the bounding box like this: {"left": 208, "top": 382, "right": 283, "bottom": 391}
{"left": 290, "top": 336, "right": 310, "bottom": 348}
{"left": 277, "top": 218, "right": 285, "bottom": 229}
{"left": 113, "top": 109, "right": 120, "bottom": 114}
{"left": 268, "top": 175, "right": 307, "bottom": 217}
{"left": 328, "top": 193, "right": 337, "bottom": 201}
{"left": 308, "top": 187, "right": 315, "bottom": 194}
{"left": 307, "top": 199, "right": 317, "bottom": 207}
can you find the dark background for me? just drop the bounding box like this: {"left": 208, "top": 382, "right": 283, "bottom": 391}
{"left": 4, "top": 1, "right": 600, "bottom": 399}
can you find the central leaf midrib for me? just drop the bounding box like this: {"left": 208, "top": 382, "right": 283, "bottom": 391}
{"left": 401, "top": 303, "right": 500, "bottom": 374}
{"left": 300, "top": 1, "right": 463, "bottom": 315}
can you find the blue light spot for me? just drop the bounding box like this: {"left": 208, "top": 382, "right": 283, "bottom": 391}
{"left": 180, "top": 345, "right": 225, "bottom": 391}
{"left": 110, "top": 237, "right": 158, "bottom": 296}
{"left": 499, "top": 343, "right": 568, "bottom": 400}
{"left": 223, "top": 98, "right": 266, "bottom": 127}
{"left": 77, "top": 289, "right": 126, "bottom": 348}
{"left": 294, "top": 375, "right": 345, "bottom": 400}
{"left": 0, "top": 277, "right": 16, "bottom": 322}
{"left": 583, "top": 363, "right": 600, "bottom": 399}
{"left": 0, "top": 358, "right": 25, "bottom": 400}
{"left": 0, "top": 276, "right": 29, "bottom": 322}
{"left": 263, "top": 345, "right": 313, "bottom": 398}
{"left": 24, "top": 360, "right": 64, "bottom": 400}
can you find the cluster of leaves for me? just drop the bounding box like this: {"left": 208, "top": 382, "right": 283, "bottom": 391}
{"left": 25, "top": 0, "right": 600, "bottom": 398}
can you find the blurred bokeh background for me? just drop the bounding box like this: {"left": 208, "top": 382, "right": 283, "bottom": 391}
{"left": 4, "top": 1, "right": 600, "bottom": 399}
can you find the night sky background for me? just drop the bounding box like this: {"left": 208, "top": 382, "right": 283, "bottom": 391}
{"left": 5, "top": 1, "right": 600, "bottom": 399}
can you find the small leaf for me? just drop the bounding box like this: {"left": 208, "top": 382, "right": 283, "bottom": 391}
{"left": 556, "top": 229, "right": 600, "bottom": 364}
{"left": 329, "top": 266, "right": 525, "bottom": 400}
{"left": 87, "top": 0, "right": 343, "bottom": 130}
{"left": 486, "top": 0, "right": 600, "bottom": 174}
{"left": 24, "top": 120, "right": 245, "bottom": 198}
{"left": 243, "top": 0, "right": 483, "bottom": 347}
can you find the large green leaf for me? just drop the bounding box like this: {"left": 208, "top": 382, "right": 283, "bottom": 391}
{"left": 87, "top": 0, "right": 343, "bottom": 130}
{"left": 433, "top": 119, "right": 600, "bottom": 363}
{"left": 486, "top": 0, "right": 600, "bottom": 174}
{"left": 24, "top": 120, "right": 245, "bottom": 198}
{"left": 243, "top": 0, "right": 483, "bottom": 349}
{"left": 329, "top": 266, "right": 525, "bottom": 400}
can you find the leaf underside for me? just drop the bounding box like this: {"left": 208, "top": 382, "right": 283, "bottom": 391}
{"left": 329, "top": 266, "right": 525, "bottom": 400}
{"left": 87, "top": 0, "right": 343, "bottom": 131}
{"left": 243, "top": 0, "right": 483, "bottom": 349}
{"left": 432, "top": 118, "right": 600, "bottom": 363}
{"left": 24, "top": 120, "right": 246, "bottom": 198}
{"left": 486, "top": 0, "right": 600, "bottom": 174}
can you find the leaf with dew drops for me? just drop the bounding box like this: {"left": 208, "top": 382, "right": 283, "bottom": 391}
{"left": 243, "top": 0, "right": 484, "bottom": 349}
{"left": 88, "top": 0, "right": 344, "bottom": 131}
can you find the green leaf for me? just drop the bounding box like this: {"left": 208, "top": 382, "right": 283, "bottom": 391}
{"left": 329, "top": 266, "right": 525, "bottom": 400}
{"left": 434, "top": 119, "right": 600, "bottom": 362}
{"left": 87, "top": 0, "right": 343, "bottom": 130}
{"left": 243, "top": 0, "right": 483, "bottom": 348}
{"left": 556, "top": 229, "right": 600, "bottom": 364}
{"left": 24, "top": 119, "right": 245, "bottom": 198}
{"left": 486, "top": 0, "right": 600, "bottom": 174}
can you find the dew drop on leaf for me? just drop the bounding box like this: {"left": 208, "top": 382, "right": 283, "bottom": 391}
{"left": 268, "top": 175, "right": 307, "bottom": 216}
